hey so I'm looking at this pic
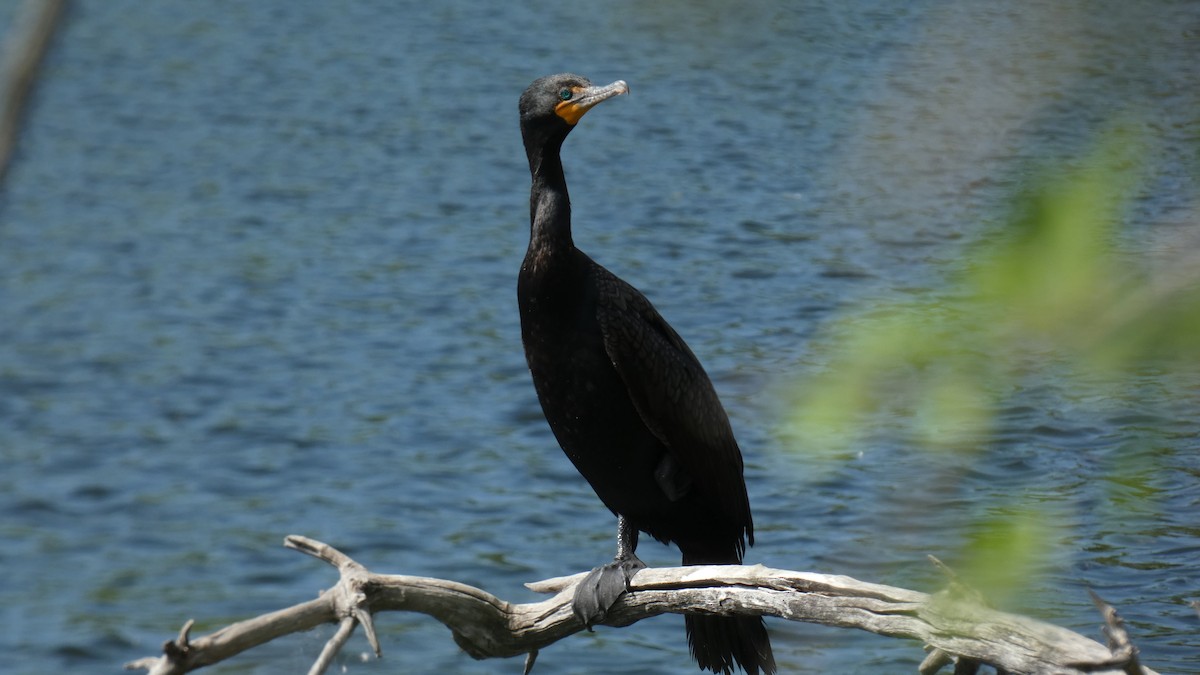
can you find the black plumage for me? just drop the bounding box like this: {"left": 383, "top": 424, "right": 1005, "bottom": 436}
{"left": 517, "top": 73, "right": 774, "bottom": 675}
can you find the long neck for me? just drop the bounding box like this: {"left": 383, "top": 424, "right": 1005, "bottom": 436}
{"left": 527, "top": 137, "right": 573, "bottom": 255}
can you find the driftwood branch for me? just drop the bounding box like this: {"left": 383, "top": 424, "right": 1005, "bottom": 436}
{"left": 0, "top": 0, "right": 65, "bottom": 181}
{"left": 126, "top": 535, "right": 1157, "bottom": 675}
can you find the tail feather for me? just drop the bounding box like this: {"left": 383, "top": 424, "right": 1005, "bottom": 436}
{"left": 681, "top": 548, "right": 775, "bottom": 674}
{"left": 686, "top": 614, "right": 775, "bottom": 675}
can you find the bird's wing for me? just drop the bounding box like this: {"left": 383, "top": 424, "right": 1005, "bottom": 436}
{"left": 594, "top": 266, "right": 752, "bottom": 536}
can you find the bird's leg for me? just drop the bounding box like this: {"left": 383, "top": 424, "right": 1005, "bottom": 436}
{"left": 572, "top": 515, "right": 647, "bottom": 627}
{"left": 615, "top": 514, "right": 639, "bottom": 558}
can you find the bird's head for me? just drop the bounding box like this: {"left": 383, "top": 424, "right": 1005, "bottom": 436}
{"left": 519, "top": 73, "right": 629, "bottom": 155}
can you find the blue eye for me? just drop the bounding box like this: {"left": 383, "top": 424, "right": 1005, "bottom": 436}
{"left": 559, "top": 88, "right": 573, "bottom": 101}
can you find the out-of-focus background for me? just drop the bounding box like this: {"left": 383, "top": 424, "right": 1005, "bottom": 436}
{"left": 1, "top": 1, "right": 1197, "bottom": 672}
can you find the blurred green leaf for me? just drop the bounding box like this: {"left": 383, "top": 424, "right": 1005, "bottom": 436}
{"left": 957, "top": 507, "right": 1051, "bottom": 601}
{"left": 782, "top": 120, "right": 1197, "bottom": 596}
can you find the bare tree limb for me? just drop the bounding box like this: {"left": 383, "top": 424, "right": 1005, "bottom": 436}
{"left": 309, "top": 617, "right": 355, "bottom": 675}
{"left": 0, "top": 0, "right": 65, "bottom": 182}
{"left": 125, "top": 535, "right": 1157, "bottom": 675}
{"left": 1085, "top": 590, "right": 1143, "bottom": 675}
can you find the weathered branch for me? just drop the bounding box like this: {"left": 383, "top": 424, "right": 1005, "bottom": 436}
{"left": 1087, "top": 590, "right": 1143, "bottom": 675}
{"left": 126, "top": 535, "right": 1156, "bottom": 675}
{"left": 0, "top": 0, "right": 65, "bottom": 182}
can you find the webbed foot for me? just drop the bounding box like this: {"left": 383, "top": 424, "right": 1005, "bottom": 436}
{"left": 572, "top": 552, "right": 646, "bottom": 626}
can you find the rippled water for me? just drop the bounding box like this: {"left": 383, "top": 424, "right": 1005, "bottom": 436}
{"left": 1, "top": 1, "right": 1197, "bottom": 673}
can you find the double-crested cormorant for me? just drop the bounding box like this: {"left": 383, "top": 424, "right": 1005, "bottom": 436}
{"left": 517, "top": 74, "right": 775, "bottom": 675}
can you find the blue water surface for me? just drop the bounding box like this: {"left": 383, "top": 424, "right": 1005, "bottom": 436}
{"left": 1, "top": 1, "right": 1197, "bottom": 673}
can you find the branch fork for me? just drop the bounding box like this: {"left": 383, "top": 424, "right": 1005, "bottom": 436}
{"left": 286, "top": 536, "right": 382, "bottom": 674}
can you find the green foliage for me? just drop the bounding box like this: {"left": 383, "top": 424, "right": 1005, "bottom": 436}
{"left": 781, "top": 122, "right": 1197, "bottom": 599}
{"left": 958, "top": 507, "right": 1051, "bottom": 599}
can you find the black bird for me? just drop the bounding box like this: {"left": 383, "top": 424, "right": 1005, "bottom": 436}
{"left": 517, "top": 74, "right": 775, "bottom": 675}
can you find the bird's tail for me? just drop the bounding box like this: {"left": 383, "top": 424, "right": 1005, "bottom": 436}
{"left": 681, "top": 549, "right": 775, "bottom": 675}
